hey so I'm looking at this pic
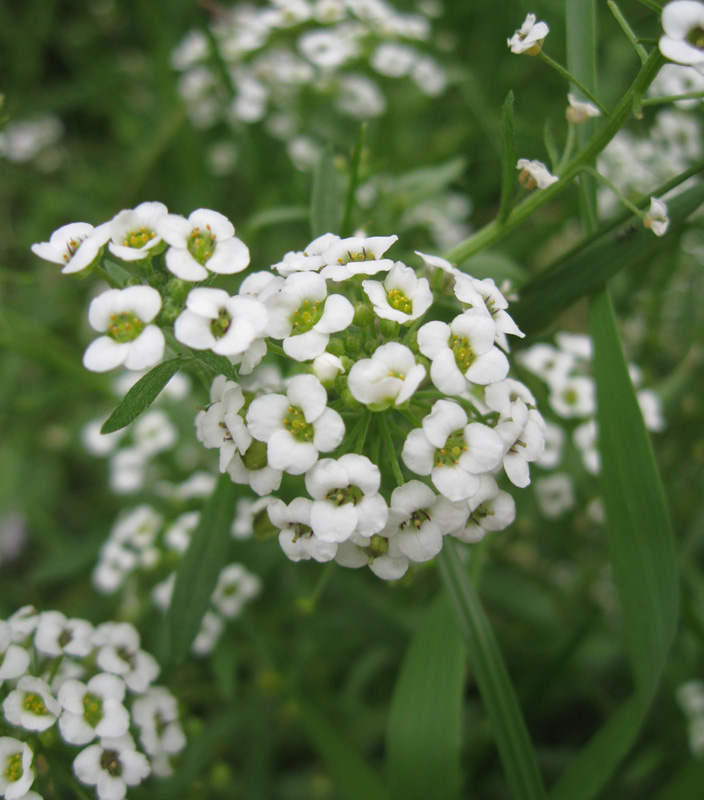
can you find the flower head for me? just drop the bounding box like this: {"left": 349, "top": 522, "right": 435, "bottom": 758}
{"left": 508, "top": 13, "right": 549, "bottom": 55}
{"left": 108, "top": 202, "right": 168, "bottom": 262}
{"left": 516, "top": 158, "right": 558, "bottom": 190}
{"left": 660, "top": 0, "right": 704, "bottom": 65}
{"left": 566, "top": 92, "right": 601, "bottom": 124}
{"left": 643, "top": 197, "right": 670, "bottom": 236}
{"left": 31, "top": 222, "right": 110, "bottom": 274}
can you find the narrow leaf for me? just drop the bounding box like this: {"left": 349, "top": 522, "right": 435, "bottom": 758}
{"left": 189, "top": 348, "right": 238, "bottom": 382}
{"left": 438, "top": 541, "right": 547, "bottom": 800}
{"left": 297, "top": 700, "right": 387, "bottom": 800}
{"left": 311, "top": 145, "right": 343, "bottom": 238}
{"left": 101, "top": 357, "right": 182, "bottom": 433}
{"left": 166, "top": 473, "right": 238, "bottom": 664}
{"left": 341, "top": 123, "right": 367, "bottom": 237}
{"left": 387, "top": 595, "right": 465, "bottom": 800}
{"left": 498, "top": 91, "right": 517, "bottom": 222}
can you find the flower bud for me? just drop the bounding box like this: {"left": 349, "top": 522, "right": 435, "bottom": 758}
{"left": 353, "top": 302, "right": 374, "bottom": 327}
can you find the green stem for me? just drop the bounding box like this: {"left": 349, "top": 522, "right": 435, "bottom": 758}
{"left": 266, "top": 341, "right": 287, "bottom": 358}
{"left": 444, "top": 48, "right": 665, "bottom": 265}
{"left": 341, "top": 123, "right": 367, "bottom": 238}
{"left": 607, "top": 1, "right": 648, "bottom": 63}
{"left": 296, "top": 562, "right": 335, "bottom": 614}
{"left": 580, "top": 165, "right": 645, "bottom": 217}
{"left": 378, "top": 413, "right": 405, "bottom": 486}
{"left": 642, "top": 90, "right": 704, "bottom": 105}
{"left": 556, "top": 123, "right": 576, "bottom": 173}
{"left": 633, "top": 0, "right": 662, "bottom": 14}
{"left": 355, "top": 409, "right": 372, "bottom": 454}
{"left": 539, "top": 52, "right": 610, "bottom": 116}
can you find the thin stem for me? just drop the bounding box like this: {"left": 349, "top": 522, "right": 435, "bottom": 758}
{"left": 632, "top": 0, "right": 663, "bottom": 14}
{"left": 378, "top": 413, "right": 405, "bottom": 486}
{"left": 341, "top": 123, "right": 367, "bottom": 238}
{"left": 642, "top": 90, "right": 704, "bottom": 105}
{"left": 556, "top": 123, "right": 576, "bottom": 173}
{"left": 580, "top": 165, "right": 645, "bottom": 217}
{"left": 607, "top": 1, "right": 648, "bottom": 64}
{"left": 539, "top": 52, "right": 610, "bottom": 116}
{"left": 355, "top": 409, "right": 372, "bottom": 454}
{"left": 296, "top": 562, "right": 335, "bottom": 614}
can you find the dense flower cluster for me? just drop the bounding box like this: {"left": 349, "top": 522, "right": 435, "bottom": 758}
{"left": 0, "top": 608, "right": 185, "bottom": 800}
{"left": 170, "top": 0, "right": 447, "bottom": 170}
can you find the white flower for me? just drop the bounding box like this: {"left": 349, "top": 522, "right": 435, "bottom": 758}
{"left": 495, "top": 400, "right": 546, "bottom": 487}
{"left": 517, "top": 158, "right": 558, "bottom": 189}
{"left": 31, "top": 222, "right": 110, "bottom": 274}
{"left": 660, "top": 1, "right": 704, "bottom": 65}
{"left": 73, "top": 734, "right": 150, "bottom": 800}
{"left": 566, "top": 93, "right": 601, "bottom": 124}
{"left": 298, "top": 28, "right": 359, "bottom": 67}
{"left": 516, "top": 342, "right": 574, "bottom": 385}
{"left": 266, "top": 272, "right": 354, "bottom": 361}
{"left": 574, "top": 419, "right": 600, "bottom": 474}
{"left": 452, "top": 476, "right": 516, "bottom": 543}
{"left": 246, "top": 374, "right": 345, "bottom": 475}
{"left": 401, "top": 400, "right": 505, "bottom": 501}
{"left": 195, "top": 378, "right": 252, "bottom": 471}
{"left": 548, "top": 375, "right": 596, "bottom": 418}
{"left": 158, "top": 208, "right": 250, "bottom": 281}
{"left": 320, "top": 234, "right": 398, "bottom": 281}
{"left": 362, "top": 262, "right": 432, "bottom": 324}
{"left": 0, "top": 622, "right": 30, "bottom": 684}
{"left": 58, "top": 674, "right": 130, "bottom": 745}
{"left": 305, "top": 454, "right": 388, "bottom": 543}
{"left": 383, "top": 481, "right": 468, "bottom": 563}
{"left": 191, "top": 611, "right": 224, "bottom": 656}
{"left": 415, "top": 250, "right": 459, "bottom": 278}
{"left": 83, "top": 286, "right": 164, "bottom": 373}
{"left": 3, "top": 676, "right": 61, "bottom": 731}
{"left": 211, "top": 563, "right": 261, "bottom": 619}
{"left": 108, "top": 201, "right": 168, "bottom": 262}
{"left": 347, "top": 343, "right": 425, "bottom": 409}
{"left": 534, "top": 473, "right": 575, "bottom": 518}
{"left": 638, "top": 388, "right": 665, "bottom": 432}
{"left": 643, "top": 197, "right": 669, "bottom": 236}
{"left": 312, "top": 352, "right": 345, "bottom": 385}
{"left": 417, "top": 310, "right": 508, "bottom": 394}
{"left": 271, "top": 234, "right": 339, "bottom": 277}
{"left": 7, "top": 607, "right": 38, "bottom": 644}
{"left": 93, "top": 622, "right": 160, "bottom": 694}
{"left": 370, "top": 42, "right": 417, "bottom": 77}
{"left": 269, "top": 498, "right": 338, "bottom": 563}
{"left": 536, "top": 420, "right": 566, "bottom": 469}
{"left": 334, "top": 536, "right": 409, "bottom": 580}
{"left": 174, "top": 287, "right": 268, "bottom": 356}
{"left": 132, "top": 409, "right": 177, "bottom": 457}
{"left": 0, "top": 738, "right": 34, "bottom": 800}
{"left": 132, "top": 687, "right": 186, "bottom": 777}
{"left": 453, "top": 274, "right": 524, "bottom": 349}
{"left": 507, "top": 13, "right": 549, "bottom": 55}
{"left": 34, "top": 611, "right": 94, "bottom": 658}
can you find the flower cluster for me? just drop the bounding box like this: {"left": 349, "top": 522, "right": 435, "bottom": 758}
{"left": 171, "top": 0, "right": 447, "bottom": 170}
{"left": 0, "top": 608, "right": 185, "bottom": 800}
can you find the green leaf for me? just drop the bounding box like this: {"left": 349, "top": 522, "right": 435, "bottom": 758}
{"left": 101, "top": 357, "right": 182, "bottom": 433}
{"left": 498, "top": 91, "right": 517, "bottom": 222}
{"left": 387, "top": 595, "right": 465, "bottom": 800}
{"left": 166, "top": 473, "right": 239, "bottom": 664}
{"left": 311, "top": 145, "right": 343, "bottom": 238}
{"left": 297, "top": 700, "right": 388, "bottom": 800}
{"left": 189, "top": 348, "right": 239, "bottom": 382}
{"left": 438, "top": 541, "right": 547, "bottom": 800}
{"left": 341, "top": 123, "right": 367, "bottom": 237}
{"left": 511, "top": 181, "right": 704, "bottom": 336}
{"left": 391, "top": 157, "right": 466, "bottom": 206}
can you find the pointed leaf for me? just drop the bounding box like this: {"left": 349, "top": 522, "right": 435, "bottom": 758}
{"left": 101, "top": 357, "right": 182, "bottom": 433}
{"left": 498, "top": 91, "right": 517, "bottom": 222}
{"left": 189, "top": 348, "right": 239, "bottom": 382}
{"left": 311, "top": 145, "right": 343, "bottom": 238}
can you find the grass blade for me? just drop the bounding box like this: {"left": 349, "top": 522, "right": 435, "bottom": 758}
{"left": 387, "top": 595, "right": 465, "bottom": 800}
{"left": 438, "top": 540, "right": 547, "bottom": 800}
{"left": 311, "top": 145, "right": 343, "bottom": 238}
{"left": 498, "top": 91, "right": 517, "bottom": 222}
{"left": 101, "top": 357, "right": 182, "bottom": 433}
{"left": 341, "top": 123, "right": 367, "bottom": 237}
{"left": 166, "top": 473, "right": 239, "bottom": 664}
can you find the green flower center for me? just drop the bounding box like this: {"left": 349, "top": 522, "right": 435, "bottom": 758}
{"left": 243, "top": 440, "right": 269, "bottom": 471}
{"left": 187, "top": 226, "right": 216, "bottom": 265}
{"left": 291, "top": 299, "right": 324, "bottom": 334}
{"left": 107, "top": 312, "right": 145, "bottom": 343}
{"left": 435, "top": 430, "right": 468, "bottom": 468}
{"left": 210, "top": 308, "right": 232, "bottom": 340}
{"left": 363, "top": 534, "right": 388, "bottom": 560}
{"left": 24, "top": 692, "right": 48, "bottom": 716}
{"left": 469, "top": 503, "right": 496, "bottom": 525}
{"left": 325, "top": 484, "right": 364, "bottom": 506}
{"left": 123, "top": 227, "right": 155, "bottom": 249}
{"left": 400, "top": 508, "right": 431, "bottom": 531}
{"left": 687, "top": 26, "right": 704, "bottom": 49}
{"left": 5, "top": 753, "right": 22, "bottom": 783}
{"left": 561, "top": 387, "right": 578, "bottom": 406}
{"left": 451, "top": 334, "right": 475, "bottom": 372}
{"left": 83, "top": 692, "right": 104, "bottom": 728}
{"left": 100, "top": 749, "right": 123, "bottom": 777}
{"left": 283, "top": 406, "right": 313, "bottom": 442}
{"left": 387, "top": 288, "right": 412, "bottom": 315}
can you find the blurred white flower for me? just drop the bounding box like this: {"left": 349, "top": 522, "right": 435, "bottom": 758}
{"left": 508, "top": 13, "right": 549, "bottom": 55}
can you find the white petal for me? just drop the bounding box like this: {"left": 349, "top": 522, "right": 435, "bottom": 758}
{"left": 83, "top": 337, "right": 129, "bottom": 372}
{"left": 431, "top": 464, "right": 479, "bottom": 501}
{"left": 312, "top": 408, "right": 345, "bottom": 452}
{"left": 123, "top": 326, "right": 165, "bottom": 370}
{"left": 315, "top": 294, "right": 354, "bottom": 334}
{"left": 165, "top": 248, "right": 208, "bottom": 281}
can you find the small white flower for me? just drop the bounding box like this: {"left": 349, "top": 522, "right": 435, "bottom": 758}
{"left": 7, "top": 607, "right": 38, "bottom": 644}
{"left": 536, "top": 421, "right": 566, "bottom": 469}
{"left": 362, "top": 262, "right": 432, "bottom": 324}
{"left": 191, "top": 611, "right": 224, "bottom": 656}
{"left": 548, "top": 375, "right": 596, "bottom": 418}
{"left": 370, "top": 42, "right": 417, "bottom": 77}
{"left": 660, "top": 1, "right": 704, "bottom": 66}
{"left": 174, "top": 287, "right": 268, "bottom": 356}
{"left": 334, "top": 536, "right": 409, "bottom": 580}
{"left": 453, "top": 274, "right": 524, "bottom": 349}
{"left": 643, "top": 197, "right": 669, "bottom": 236}
{"left": 320, "top": 234, "right": 398, "bottom": 281}
{"left": 0, "top": 737, "right": 34, "bottom": 800}
{"left": 132, "top": 687, "right": 186, "bottom": 777}
{"left": 517, "top": 158, "right": 559, "bottom": 189}
{"left": 574, "top": 419, "right": 600, "bottom": 474}
{"left": 534, "top": 473, "right": 575, "bottom": 518}
{"left": 418, "top": 310, "right": 508, "bottom": 394}
{"left": 158, "top": 208, "right": 250, "bottom": 281}
{"left": 401, "top": 399, "right": 505, "bottom": 501}
{"left": 108, "top": 201, "right": 168, "bottom": 262}
{"left": 305, "top": 454, "right": 388, "bottom": 543}
{"left": 508, "top": 13, "right": 549, "bottom": 55}
{"left": 312, "top": 352, "right": 345, "bottom": 385}
{"left": 0, "top": 622, "right": 30, "bottom": 684}
{"left": 34, "top": 611, "right": 94, "bottom": 659}
{"left": 566, "top": 93, "right": 601, "bottom": 124}
{"left": 452, "top": 476, "right": 516, "bottom": 543}
{"left": 415, "top": 250, "right": 459, "bottom": 277}
{"left": 211, "top": 563, "right": 261, "bottom": 619}
{"left": 246, "top": 374, "right": 345, "bottom": 475}
{"left": 266, "top": 272, "right": 354, "bottom": 361}
{"left": 495, "top": 400, "right": 546, "bottom": 487}
{"left": 195, "top": 378, "right": 252, "bottom": 471}
{"left": 93, "top": 622, "right": 160, "bottom": 694}
{"left": 226, "top": 446, "right": 283, "bottom": 496}
{"left": 58, "top": 674, "right": 130, "bottom": 745}
{"left": 83, "top": 286, "right": 164, "bottom": 373}
{"left": 132, "top": 409, "right": 177, "bottom": 457}
{"left": 31, "top": 222, "right": 110, "bottom": 274}
{"left": 269, "top": 497, "right": 338, "bottom": 563}
{"left": 347, "top": 343, "right": 426, "bottom": 409}
{"left": 3, "top": 676, "right": 61, "bottom": 731}
{"left": 73, "top": 734, "right": 150, "bottom": 800}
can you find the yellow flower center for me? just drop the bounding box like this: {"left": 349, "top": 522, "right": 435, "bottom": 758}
{"left": 387, "top": 288, "right": 412, "bottom": 314}
{"left": 123, "top": 227, "right": 155, "bottom": 249}
{"left": 282, "top": 406, "right": 313, "bottom": 442}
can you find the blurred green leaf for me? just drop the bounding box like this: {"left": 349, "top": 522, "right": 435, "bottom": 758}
{"left": 391, "top": 157, "right": 467, "bottom": 206}
{"left": 342, "top": 123, "right": 367, "bottom": 238}
{"left": 101, "top": 357, "right": 182, "bottom": 433}
{"left": 245, "top": 205, "right": 309, "bottom": 233}
{"left": 498, "top": 91, "right": 517, "bottom": 222}
{"left": 297, "top": 700, "right": 387, "bottom": 800}
{"left": 166, "top": 474, "right": 239, "bottom": 664}
{"left": 311, "top": 146, "right": 343, "bottom": 238}
{"left": 387, "top": 595, "right": 464, "bottom": 800}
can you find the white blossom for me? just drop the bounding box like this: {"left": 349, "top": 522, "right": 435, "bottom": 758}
{"left": 3, "top": 676, "right": 61, "bottom": 731}
{"left": 534, "top": 473, "right": 575, "bottom": 518}
{"left": 58, "top": 674, "right": 130, "bottom": 745}
{"left": 107, "top": 202, "right": 168, "bottom": 262}
{"left": 362, "top": 262, "right": 432, "bottom": 323}
{"left": 320, "top": 234, "right": 397, "bottom": 281}
{"left": 269, "top": 497, "right": 339, "bottom": 562}
{"left": 0, "top": 738, "right": 34, "bottom": 800}
{"left": 211, "top": 563, "right": 261, "bottom": 619}
{"left": 34, "top": 612, "right": 94, "bottom": 659}
{"left": 660, "top": 1, "right": 704, "bottom": 66}
{"left": 516, "top": 158, "right": 558, "bottom": 189}
{"left": 347, "top": 343, "right": 425, "bottom": 409}
{"left": 0, "top": 622, "right": 30, "bottom": 684}
{"left": 495, "top": 399, "right": 546, "bottom": 487}
{"left": 132, "top": 688, "right": 186, "bottom": 777}
{"left": 73, "top": 734, "right": 150, "bottom": 800}
{"left": 31, "top": 222, "right": 110, "bottom": 274}
{"left": 452, "top": 476, "right": 516, "bottom": 543}
{"left": 93, "top": 623, "right": 160, "bottom": 694}
{"left": 643, "top": 197, "right": 670, "bottom": 236}
{"left": 566, "top": 92, "right": 601, "bottom": 124}
{"left": 508, "top": 13, "right": 549, "bottom": 55}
